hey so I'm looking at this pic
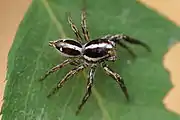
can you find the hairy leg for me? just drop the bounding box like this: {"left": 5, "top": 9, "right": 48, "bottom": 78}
{"left": 108, "top": 34, "right": 151, "bottom": 52}
{"left": 117, "top": 41, "right": 136, "bottom": 58}
{"left": 39, "top": 59, "right": 71, "bottom": 81}
{"left": 102, "top": 62, "right": 129, "bottom": 100}
{"left": 76, "top": 64, "right": 96, "bottom": 115}
{"left": 47, "top": 65, "right": 86, "bottom": 98}
{"left": 81, "top": 10, "right": 90, "bottom": 41}
{"left": 67, "top": 13, "right": 82, "bottom": 42}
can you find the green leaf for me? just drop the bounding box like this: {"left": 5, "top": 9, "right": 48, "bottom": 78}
{"left": 2, "top": 0, "right": 180, "bottom": 119}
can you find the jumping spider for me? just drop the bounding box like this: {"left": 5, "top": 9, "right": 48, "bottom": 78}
{"left": 40, "top": 10, "right": 151, "bottom": 115}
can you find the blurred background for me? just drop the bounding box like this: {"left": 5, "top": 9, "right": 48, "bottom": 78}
{"left": 0, "top": 0, "right": 179, "bottom": 117}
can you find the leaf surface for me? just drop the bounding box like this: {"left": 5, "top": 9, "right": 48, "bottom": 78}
{"left": 2, "top": 0, "right": 180, "bottom": 120}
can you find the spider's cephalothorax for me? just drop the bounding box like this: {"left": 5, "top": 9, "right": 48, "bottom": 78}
{"left": 49, "top": 39, "right": 83, "bottom": 57}
{"left": 40, "top": 10, "right": 151, "bottom": 115}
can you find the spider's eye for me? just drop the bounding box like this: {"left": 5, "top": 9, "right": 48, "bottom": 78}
{"left": 54, "top": 41, "right": 62, "bottom": 50}
{"left": 55, "top": 46, "right": 61, "bottom": 51}
{"left": 48, "top": 40, "right": 63, "bottom": 51}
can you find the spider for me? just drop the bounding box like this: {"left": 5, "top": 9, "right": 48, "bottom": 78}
{"left": 40, "top": 10, "right": 151, "bottom": 115}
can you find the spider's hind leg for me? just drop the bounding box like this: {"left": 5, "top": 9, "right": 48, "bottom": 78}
{"left": 117, "top": 34, "right": 151, "bottom": 52}
{"left": 117, "top": 41, "right": 137, "bottom": 58}
{"left": 102, "top": 62, "right": 129, "bottom": 100}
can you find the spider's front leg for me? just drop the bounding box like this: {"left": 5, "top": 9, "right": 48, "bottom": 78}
{"left": 81, "top": 9, "right": 90, "bottom": 41}
{"left": 67, "top": 13, "right": 82, "bottom": 42}
{"left": 39, "top": 59, "right": 71, "bottom": 81}
{"left": 76, "top": 64, "right": 97, "bottom": 115}
{"left": 102, "top": 62, "right": 129, "bottom": 100}
{"left": 47, "top": 64, "right": 86, "bottom": 98}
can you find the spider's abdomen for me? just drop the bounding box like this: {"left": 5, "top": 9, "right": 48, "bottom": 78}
{"left": 52, "top": 39, "right": 82, "bottom": 57}
{"left": 83, "top": 39, "right": 115, "bottom": 62}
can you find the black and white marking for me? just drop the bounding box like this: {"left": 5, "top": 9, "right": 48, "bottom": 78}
{"left": 83, "top": 39, "right": 116, "bottom": 62}
{"left": 50, "top": 38, "right": 117, "bottom": 63}
{"left": 41, "top": 9, "right": 151, "bottom": 115}
{"left": 49, "top": 39, "right": 83, "bottom": 57}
